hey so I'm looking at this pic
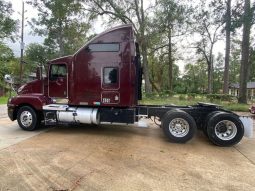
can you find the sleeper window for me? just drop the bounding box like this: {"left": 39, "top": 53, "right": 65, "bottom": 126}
{"left": 104, "top": 67, "right": 118, "bottom": 84}
{"left": 88, "top": 43, "right": 119, "bottom": 52}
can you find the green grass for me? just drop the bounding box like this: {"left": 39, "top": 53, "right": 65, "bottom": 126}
{"left": 0, "top": 97, "right": 8, "bottom": 105}
{"left": 223, "top": 103, "right": 250, "bottom": 112}
{"left": 0, "top": 94, "right": 250, "bottom": 112}
{"left": 140, "top": 95, "right": 250, "bottom": 112}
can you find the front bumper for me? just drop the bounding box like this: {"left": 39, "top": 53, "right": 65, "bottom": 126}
{"left": 7, "top": 104, "right": 15, "bottom": 121}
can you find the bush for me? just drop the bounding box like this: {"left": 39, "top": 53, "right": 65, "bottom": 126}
{"left": 144, "top": 92, "right": 158, "bottom": 99}
{"left": 187, "top": 93, "right": 196, "bottom": 101}
{"left": 206, "top": 94, "right": 236, "bottom": 102}
{"left": 159, "top": 90, "right": 175, "bottom": 98}
{"left": 179, "top": 94, "right": 186, "bottom": 100}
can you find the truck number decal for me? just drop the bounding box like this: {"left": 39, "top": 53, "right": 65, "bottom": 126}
{"left": 102, "top": 98, "right": 111, "bottom": 103}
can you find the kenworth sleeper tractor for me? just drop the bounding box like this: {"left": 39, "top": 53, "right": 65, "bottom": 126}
{"left": 6, "top": 24, "right": 253, "bottom": 146}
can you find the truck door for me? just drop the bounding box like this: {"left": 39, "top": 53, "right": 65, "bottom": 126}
{"left": 48, "top": 64, "right": 68, "bottom": 98}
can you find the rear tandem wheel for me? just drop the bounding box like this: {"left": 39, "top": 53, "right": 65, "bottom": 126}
{"left": 161, "top": 109, "right": 197, "bottom": 143}
{"left": 206, "top": 112, "right": 244, "bottom": 147}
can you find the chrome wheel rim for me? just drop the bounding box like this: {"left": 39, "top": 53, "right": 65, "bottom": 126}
{"left": 20, "top": 111, "right": 33, "bottom": 127}
{"left": 169, "top": 118, "right": 189, "bottom": 137}
{"left": 215, "top": 120, "right": 237, "bottom": 141}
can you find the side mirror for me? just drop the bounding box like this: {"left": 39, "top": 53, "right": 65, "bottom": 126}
{"left": 36, "top": 66, "right": 42, "bottom": 80}
{"left": 4, "top": 74, "right": 13, "bottom": 84}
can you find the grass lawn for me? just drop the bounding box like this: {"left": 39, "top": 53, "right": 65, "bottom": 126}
{"left": 0, "top": 97, "right": 8, "bottom": 105}
{"left": 0, "top": 95, "right": 250, "bottom": 112}
{"left": 140, "top": 95, "right": 250, "bottom": 112}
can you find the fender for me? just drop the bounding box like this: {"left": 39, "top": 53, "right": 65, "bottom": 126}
{"left": 8, "top": 94, "right": 53, "bottom": 110}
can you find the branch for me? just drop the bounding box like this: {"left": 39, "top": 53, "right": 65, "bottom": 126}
{"left": 149, "top": 44, "right": 168, "bottom": 54}
{"left": 88, "top": 0, "right": 139, "bottom": 34}
{"left": 134, "top": 0, "right": 142, "bottom": 25}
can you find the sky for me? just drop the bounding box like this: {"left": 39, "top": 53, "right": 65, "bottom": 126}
{"left": 7, "top": 0, "right": 44, "bottom": 56}
{"left": 7, "top": 0, "right": 105, "bottom": 56}
{"left": 7, "top": 0, "right": 229, "bottom": 73}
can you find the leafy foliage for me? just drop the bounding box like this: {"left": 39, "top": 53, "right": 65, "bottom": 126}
{"left": 28, "top": 0, "right": 91, "bottom": 56}
{"left": 25, "top": 43, "right": 51, "bottom": 70}
{"left": 0, "top": 0, "right": 18, "bottom": 41}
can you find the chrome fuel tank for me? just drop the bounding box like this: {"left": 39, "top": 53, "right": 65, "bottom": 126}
{"left": 57, "top": 107, "right": 99, "bottom": 124}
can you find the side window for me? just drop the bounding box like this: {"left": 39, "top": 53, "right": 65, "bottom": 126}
{"left": 88, "top": 43, "right": 119, "bottom": 52}
{"left": 50, "top": 64, "right": 67, "bottom": 80}
{"left": 103, "top": 67, "right": 118, "bottom": 84}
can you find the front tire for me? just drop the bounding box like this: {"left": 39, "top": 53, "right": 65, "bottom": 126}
{"left": 17, "top": 106, "right": 39, "bottom": 131}
{"left": 162, "top": 109, "right": 197, "bottom": 143}
{"left": 206, "top": 112, "right": 244, "bottom": 146}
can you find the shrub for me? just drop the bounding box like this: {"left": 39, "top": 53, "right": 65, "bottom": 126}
{"left": 159, "top": 90, "right": 175, "bottom": 98}
{"left": 179, "top": 94, "right": 186, "bottom": 100}
{"left": 206, "top": 94, "right": 236, "bottom": 102}
{"left": 187, "top": 93, "right": 196, "bottom": 101}
{"left": 144, "top": 92, "right": 158, "bottom": 99}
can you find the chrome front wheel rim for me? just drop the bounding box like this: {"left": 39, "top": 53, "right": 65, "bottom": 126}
{"left": 20, "top": 111, "right": 33, "bottom": 127}
{"left": 169, "top": 118, "right": 189, "bottom": 137}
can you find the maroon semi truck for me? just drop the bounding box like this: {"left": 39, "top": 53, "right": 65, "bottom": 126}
{"left": 6, "top": 24, "right": 252, "bottom": 146}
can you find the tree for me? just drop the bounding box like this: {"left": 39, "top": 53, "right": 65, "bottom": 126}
{"left": 222, "top": 0, "right": 247, "bottom": 93}
{"left": 238, "top": 0, "right": 254, "bottom": 103}
{"left": 249, "top": 47, "right": 255, "bottom": 81}
{"left": 152, "top": 0, "right": 192, "bottom": 91}
{"left": 0, "top": 42, "right": 15, "bottom": 95}
{"left": 28, "top": 0, "right": 91, "bottom": 56}
{"left": 85, "top": 0, "right": 153, "bottom": 93}
{"left": 148, "top": 52, "right": 180, "bottom": 93}
{"left": 214, "top": 53, "right": 224, "bottom": 93}
{"left": 0, "top": 0, "right": 17, "bottom": 41}
{"left": 182, "top": 61, "right": 207, "bottom": 93}
{"left": 229, "top": 39, "right": 241, "bottom": 83}
{"left": 194, "top": 1, "right": 223, "bottom": 93}
{"left": 25, "top": 43, "right": 50, "bottom": 69}
{"left": 223, "top": 0, "right": 232, "bottom": 94}
{"left": 0, "top": 42, "right": 14, "bottom": 80}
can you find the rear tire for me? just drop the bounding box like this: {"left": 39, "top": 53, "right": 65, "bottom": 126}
{"left": 162, "top": 109, "right": 197, "bottom": 143}
{"left": 17, "top": 106, "right": 39, "bottom": 131}
{"left": 203, "top": 111, "right": 223, "bottom": 137}
{"left": 206, "top": 112, "right": 244, "bottom": 146}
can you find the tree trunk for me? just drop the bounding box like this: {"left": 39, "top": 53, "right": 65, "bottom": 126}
{"left": 168, "top": 29, "right": 173, "bottom": 91}
{"left": 208, "top": 63, "right": 213, "bottom": 93}
{"left": 208, "top": 49, "right": 214, "bottom": 93}
{"left": 138, "top": 0, "right": 152, "bottom": 93}
{"left": 238, "top": 0, "right": 251, "bottom": 104}
{"left": 141, "top": 41, "right": 152, "bottom": 93}
{"left": 223, "top": 0, "right": 231, "bottom": 94}
{"left": 58, "top": 21, "right": 65, "bottom": 57}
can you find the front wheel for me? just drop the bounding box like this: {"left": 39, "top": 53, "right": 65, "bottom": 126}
{"left": 206, "top": 112, "right": 244, "bottom": 146}
{"left": 17, "top": 106, "right": 40, "bottom": 131}
{"left": 162, "top": 109, "right": 197, "bottom": 143}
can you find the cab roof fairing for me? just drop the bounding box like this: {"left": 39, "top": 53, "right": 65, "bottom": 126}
{"left": 48, "top": 55, "right": 73, "bottom": 64}
{"left": 73, "top": 24, "right": 134, "bottom": 56}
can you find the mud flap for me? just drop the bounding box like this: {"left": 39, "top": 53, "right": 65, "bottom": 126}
{"left": 239, "top": 116, "right": 253, "bottom": 138}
